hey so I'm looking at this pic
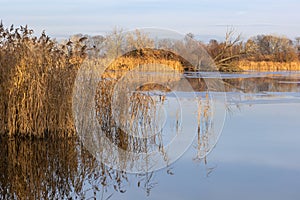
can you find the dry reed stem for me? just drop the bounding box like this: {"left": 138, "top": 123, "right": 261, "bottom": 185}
{"left": 237, "top": 60, "right": 300, "bottom": 71}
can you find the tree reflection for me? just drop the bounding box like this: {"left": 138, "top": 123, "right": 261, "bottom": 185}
{"left": 223, "top": 76, "right": 300, "bottom": 93}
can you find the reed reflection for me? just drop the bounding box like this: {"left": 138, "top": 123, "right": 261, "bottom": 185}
{"left": 0, "top": 136, "right": 161, "bottom": 199}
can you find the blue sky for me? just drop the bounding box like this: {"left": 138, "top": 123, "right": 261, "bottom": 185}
{"left": 0, "top": 0, "right": 299, "bottom": 40}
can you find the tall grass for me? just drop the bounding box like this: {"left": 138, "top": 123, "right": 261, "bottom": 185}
{"left": 92, "top": 56, "right": 187, "bottom": 170}
{"left": 0, "top": 24, "right": 86, "bottom": 137}
{"left": 0, "top": 24, "right": 195, "bottom": 138}
{"left": 236, "top": 60, "right": 300, "bottom": 71}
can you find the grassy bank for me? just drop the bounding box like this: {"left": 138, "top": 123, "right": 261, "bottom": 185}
{"left": 236, "top": 60, "right": 300, "bottom": 71}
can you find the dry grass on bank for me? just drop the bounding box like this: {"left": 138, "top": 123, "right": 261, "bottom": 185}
{"left": 236, "top": 60, "right": 300, "bottom": 71}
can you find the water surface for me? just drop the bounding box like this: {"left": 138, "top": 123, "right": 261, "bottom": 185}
{"left": 1, "top": 71, "right": 299, "bottom": 199}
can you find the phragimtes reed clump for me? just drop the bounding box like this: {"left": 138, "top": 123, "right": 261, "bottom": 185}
{"left": 0, "top": 23, "right": 86, "bottom": 138}
{"left": 0, "top": 24, "right": 204, "bottom": 140}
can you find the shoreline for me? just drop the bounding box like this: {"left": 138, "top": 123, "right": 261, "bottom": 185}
{"left": 236, "top": 61, "right": 300, "bottom": 71}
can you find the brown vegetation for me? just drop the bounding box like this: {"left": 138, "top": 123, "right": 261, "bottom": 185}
{"left": 0, "top": 135, "right": 152, "bottom": 199}
{"left": 1, "top": 23, "right": 299, "bottom": 138}
{"left": 0, "top": 24, "right": 195, "bottom": 137}
{"left": 0, "top": 24, "right": 86, "bottom": 137}
{"left": 204, "top": 29, "right": 245, "bottom": 71}
{"left": 236, "top": 60, "right": 300, "bottom": 71}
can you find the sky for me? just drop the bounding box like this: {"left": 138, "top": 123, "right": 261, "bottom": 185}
{"left": 0, "top": 0, "right": 299, "bottom": 41}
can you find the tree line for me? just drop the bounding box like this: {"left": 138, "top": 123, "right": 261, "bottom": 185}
{"left": 70, "top": 28, "right": 300, "bottom": 71}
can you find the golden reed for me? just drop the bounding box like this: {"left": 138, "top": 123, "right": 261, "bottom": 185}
{"left": 236, "top": 60, "right": 300, "bottom": 71}
{"left": 0, "top": 25, "right": 189, "bottom": 138}
{"left": 0, "top": 24, "right": 85, "bottom": 137}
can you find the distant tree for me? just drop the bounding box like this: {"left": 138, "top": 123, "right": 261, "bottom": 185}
{"left": 247, "top": 35, "right": 298, "bottom": 62}
{"left": 125, "top": 29, "right": 154, "bottom": 51}
{"left": 296, "top": 37, "right": 300, "bottom": 60}
{"left": 104, "top": 27, "right": 125, "bottom": 58}
{"left": 296, "top": 37, "right": 300, "bottom": 45}
{"left": 205, "top": 28, "right": 245, "bottom": 70}
{"left": 168, "top": 33, "right": 209, "bottom": 70}
{"left": 157, "top": 38, "right": 175, "bottom": 50}
{"left": 244, "top": 38, "right": 260, "bottom": 60}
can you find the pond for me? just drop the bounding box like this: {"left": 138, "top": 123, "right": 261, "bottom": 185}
{"left": 0, "top": 71, "right": 300, "bottom": 200}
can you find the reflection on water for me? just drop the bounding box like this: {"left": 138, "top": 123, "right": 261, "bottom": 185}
{"left": 1, "top": 71, "right": 300, "bottom": 199}
{"left": 73, "top": 61, "right": 220, "bottom": 173}
{"left": 0, "top": 136, "right": 161, "bottom": 199}
{"left": 0, "top": 136, "right": 82, "bottom": 199}
{"left": 221, "top": 71, "right": 300, "bottom": 105}
{"left": 186, "top": 71, "right": 300, "bottom": 94}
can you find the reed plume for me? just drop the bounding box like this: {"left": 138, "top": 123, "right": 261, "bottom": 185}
{"left": 0, "top": 24, "right": 86, "bottom": 137}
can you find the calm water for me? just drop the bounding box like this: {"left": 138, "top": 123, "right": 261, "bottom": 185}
{"left": 1, "top": 71, "right": 300, "bottom": 200}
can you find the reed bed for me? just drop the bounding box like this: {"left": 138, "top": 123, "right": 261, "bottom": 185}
{"left": 0, "top": 24, "right": 216, "bottom": 197}
{"left": 237, "top": 60, "right": 300, "bottom": 71}
{"left": 0, "top": 24, "right": 86, "bottom": 137}
{"left": 100, "top": 49, "right": 187, "bottom": 80}
{"left": 0, "top": 24, "right": 194, "bottom": 138}
{"left": 93, "top": 58, "right": 186, "bottom": 171}
{"left": 194, "top": 92, "right": 212, "bottom": 160}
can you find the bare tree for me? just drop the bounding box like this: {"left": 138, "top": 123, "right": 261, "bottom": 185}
{"left": 125, "top": 29, "right": 155, "bottom": 51}
{"left": 104, "top": 27, "right": 125, "bottom": 58}
{"left": 296, "top": 37, "right": 300, "bottom": 52}
{"left": 205, "top": 28, "right": 245, "bottom": 71}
